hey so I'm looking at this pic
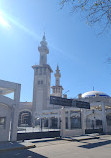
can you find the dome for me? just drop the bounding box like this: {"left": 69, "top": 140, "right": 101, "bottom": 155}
{"left": 81, "top": 91, "right": 110, "bottom": 98}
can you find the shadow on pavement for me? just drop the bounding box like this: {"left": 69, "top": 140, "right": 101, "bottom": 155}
{"left": 0, "top": 149, "right": 47, "bottom": 158}
{"left": 31, "top": 138, "right": 61, "bottom": 143}
{"left": 0, "top": 141, "right": 34, "bottom": 151}
{"left": 78, "top": 140, "right": 111, "bottom": 149}
{"left": 0, "top": 142, "right": 47, "bottom": 158}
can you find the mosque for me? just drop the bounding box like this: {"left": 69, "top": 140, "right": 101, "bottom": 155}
{"left": 0, "top": 34, "right": 111, "bottom": 141}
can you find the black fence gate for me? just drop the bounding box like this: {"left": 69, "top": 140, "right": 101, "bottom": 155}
{"left": 17, "top": 131, "right": 60, "bottom": 141}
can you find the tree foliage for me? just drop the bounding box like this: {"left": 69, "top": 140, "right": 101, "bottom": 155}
{"left": 60, "top": 0, "right": 111, "bottom": 31}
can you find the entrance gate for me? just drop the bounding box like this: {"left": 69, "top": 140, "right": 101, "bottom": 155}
{"left": 50, "top": 96, "right": 90, "bottom": 137}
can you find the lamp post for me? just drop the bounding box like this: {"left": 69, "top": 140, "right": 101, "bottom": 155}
{"left": 63, "top": 90, "right": 69, "bottom": 97}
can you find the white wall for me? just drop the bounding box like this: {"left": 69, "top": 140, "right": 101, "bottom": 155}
{"left": 0, "top": 103, "right": 11, "bottom": 141}
{"left": 63, "top": 129, "right": 83, "bottom": 137}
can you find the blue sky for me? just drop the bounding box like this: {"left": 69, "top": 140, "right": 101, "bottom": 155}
{"left": 0, "top": 0, "right": 111, "bottom": 101}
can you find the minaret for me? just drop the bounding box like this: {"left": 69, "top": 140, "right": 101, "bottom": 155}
{"left": 55, "top": 65, "right": 61, "bottom": 86}
{"left": 32, "top": 34, "right": 53, "bottom": 123}
{"left": 51, "top": 65, "right": 63, "bottom": 97}
{"left": 38, "top": 33, "right": 49, "bottom": 65}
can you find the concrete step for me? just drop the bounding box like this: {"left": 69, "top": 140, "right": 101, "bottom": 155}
{"left": 63, "top": 134, "right": 100, "bottom": 142}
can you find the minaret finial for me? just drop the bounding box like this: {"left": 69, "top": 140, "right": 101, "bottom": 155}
{"left": 43, "top": 32, "right": 46, "bottom": 41}
{"left": 57, "top": 65, "right": 59, "bottom": 70}
{"left": 40, "top": 33, "right": 47, "bottom": 48}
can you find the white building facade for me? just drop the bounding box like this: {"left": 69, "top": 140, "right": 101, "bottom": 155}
{"left": 0, "top": 35, "right": 111, "bottom": 141}
{"left": 2, "top": 34, "right": 111, "bottom": 141}
{"left": 18, "top": 35, "right": 111, "bottom": 135}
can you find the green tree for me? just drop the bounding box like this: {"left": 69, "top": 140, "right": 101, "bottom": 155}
{"left": 60, "top": 0, "right": 111, "bottom": 31}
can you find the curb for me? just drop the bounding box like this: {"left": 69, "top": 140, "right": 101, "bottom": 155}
{"left": 62, "top": 136, "right": 100, "bottom": 142}
{"left": 0, "top": 144, "right": 36, "bottom": 152}
{"left": 73, "top": 136, "right": 100, "bottom": 142}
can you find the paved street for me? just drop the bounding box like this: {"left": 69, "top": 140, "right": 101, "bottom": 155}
{"left": 0, "top": 135, "right": 111, "bottom": 158}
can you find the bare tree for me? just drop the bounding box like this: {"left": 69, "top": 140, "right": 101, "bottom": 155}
{"left": 60, "top": 0, "right": 111, "bottom": 32}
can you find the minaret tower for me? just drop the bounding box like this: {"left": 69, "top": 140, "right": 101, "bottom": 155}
{"left": 32, "top": 34, "right": 53, "bottom": 121}
{"left": 38, "top": 33, "right": 49, "bottom": 65}
{"left": 51, "top": 65, "right": 63, "bottom": 97}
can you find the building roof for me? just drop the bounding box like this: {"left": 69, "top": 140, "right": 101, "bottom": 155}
{"left": 82, "top": 91, "right": 110, "bottom": 98}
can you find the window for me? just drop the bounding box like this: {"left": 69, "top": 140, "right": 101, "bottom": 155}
{"left": 0, "top": 117, "right": 6, "bottom": 129}
{"left": 96, "top": 120, "right": 102, "bottom": 126}
{"left": 38, "top": 80, "right": 43, "bottom": 85}
{"left": 56, "top": 79, "right": 59, "bottom": 85}
{"left": 38, "top": 80, "right": 41, "bottom": 85}
{"left": 106, "top": 114, "right": 111, "bottom": 126}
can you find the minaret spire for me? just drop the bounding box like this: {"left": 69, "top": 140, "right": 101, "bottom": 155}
{"left": 57, "top": 64, "right": 59, "bottom": 70}
{"left": 38, "top": 34, "right": 49, "bottom": 65}
{"left": 55, "top": 65, "right": 61, "bottom": 86}
{"left": 51, "top": 65, "right": 63, "bottom": 97}
{"left": 43, "top": 32, "right": 46, "bottom": 41}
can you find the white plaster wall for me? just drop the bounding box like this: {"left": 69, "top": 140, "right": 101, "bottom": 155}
{"left": 0, "top": 103, "right": 11, "bottom": 141}
{"left": 19, "top": 102, "right": 32, "bottom": 112}
{"left": 63, "top": 129, "right": 83, "bottom": 137}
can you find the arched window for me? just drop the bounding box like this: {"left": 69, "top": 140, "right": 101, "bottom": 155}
{"left": 18, "top": 111, "right": 32, "bottom": 127}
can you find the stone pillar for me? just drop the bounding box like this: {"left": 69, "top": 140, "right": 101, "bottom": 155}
{"left": 60, "top": 107, "right": 66, "bottom": 138}
{"left": 10, "top": 84, "right": 21, "bottom": 141}
{"left": 68, "top": 110, "right": 71, "bottom": 129}
{"left": 48, "top": 117, "right": 51, "bottom": 129}
{"left": 81, "top": 109, "right": 86, "bottom": 135}
{"left": 101, "top": 102, "right": 107, "bottom": 133}
{"left": 40, "top": 118, "right": 42, "bottom": 131}
{"left": 57, "top": 117, "right": 60, "bottom": 129}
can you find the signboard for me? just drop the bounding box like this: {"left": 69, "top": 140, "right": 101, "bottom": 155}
{"left": 72, "top": 100, "right": 90, "bottom": 109}
{"left": 50, "top": 96, "right": 72, "bottom": 107}
{"left": 50, "top": 96, "right": 90, "bottom": 109}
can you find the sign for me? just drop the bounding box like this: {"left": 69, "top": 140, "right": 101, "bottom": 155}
{"left": 72, "top": 100, "right": 90, "bottom": 109}
{"left": 50, "top": 96, "right": 72, "bottom": 107}
{"left": 50, "top": 96, "right": 90, "bottom": 109}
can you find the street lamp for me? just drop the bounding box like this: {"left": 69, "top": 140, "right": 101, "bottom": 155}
{"left": 63, "top": 90, "right": 69, "bottom": 98}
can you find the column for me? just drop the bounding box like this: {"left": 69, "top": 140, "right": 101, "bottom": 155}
{"left": 40, "top": 118, "right": 42, "bottom": 131}
{"left": 81, "top": 109, "right": 86, "bottom": 135}
{"left": 48, "top": 117, "right": 51, "bottom": 129}
{"left": 60, "top": 107, "right": 66, "bottom": 138}
{"left": 10, "top": 84, "right": 21, "bottom": 141}
{"left": 57, "top": 117, "right": 60, "bottom": 129}
{"left": 101, "top": 102, "right": 107, "bottom": 133}
{"left": 68, "top": 110, "right": 71, "bottom": 129}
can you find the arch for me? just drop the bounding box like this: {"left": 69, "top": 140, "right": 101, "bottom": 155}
{"left": 106, "top": 113, "right": 111, "bottom": 126}
{"left": 18, "top": 111, "right": 32, "bottom": 127}
{"left": 0, "top": 94, "right": 14, "bottom": 108}
{"left": 19, "top": 109, "right": 32, "bottom": 114}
